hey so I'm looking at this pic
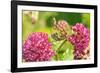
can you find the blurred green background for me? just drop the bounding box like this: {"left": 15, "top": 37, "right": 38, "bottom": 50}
{"left": 22, "top": 11, "right": 90, "bottom": 61}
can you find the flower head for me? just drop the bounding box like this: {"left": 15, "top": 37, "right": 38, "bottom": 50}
{"left": 22, "top": 32, "right": 55, "bottom": 62}
{"left": 54, "top": 20, "right": 69, "bottom": 34}
{"left": 69, "top": 23, "right": 90, "bottom": 59}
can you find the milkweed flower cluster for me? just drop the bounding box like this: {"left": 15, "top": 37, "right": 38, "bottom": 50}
{"left": 54, "top": 20, "right": 68, "bottom": 32}
{"left": 22, "top": 32, "right": 55, "bottom": 62}
{"left": 54, "top": 20, "right": 69, "bottom": 36}
{"left": 69, "top": 23, "right": 90, "bottom": 59}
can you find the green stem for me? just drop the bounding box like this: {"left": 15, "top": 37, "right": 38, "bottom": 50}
{"left": 55, "top": 39, "right": 67, "bottom": 60}
{"left": 56, "top": 40, "right": 66, "bottom": 52}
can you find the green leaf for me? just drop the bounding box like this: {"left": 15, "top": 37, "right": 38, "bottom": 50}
{"left": 57, "top": 41, "right": 74, "bottom": 60}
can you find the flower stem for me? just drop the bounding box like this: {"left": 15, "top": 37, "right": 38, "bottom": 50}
{"left": 56, "top": 39, "right": 66, "bottom": 52}
{"left": 55, "top": 39, "right": 67, "bottom": 60}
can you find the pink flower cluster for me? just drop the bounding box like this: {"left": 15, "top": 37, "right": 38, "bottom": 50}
{"left": 22, "top": 32, "right": 55, "bottom": 62}
{"left": 55, "top": 20, "right": 68, "bottom": 31}
{"left": 54, "top": 20, "right": 69, "bottom": 35}
{"left": 69, "top": 23, "right": 90, "bottom": 59}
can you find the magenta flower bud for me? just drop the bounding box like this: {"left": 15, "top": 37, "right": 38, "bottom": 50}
{"left": 69, "top": 23, "right": 90, "bottom": 59}
{"left": 22, "top": 32, "right": 55, "bottom": 62}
